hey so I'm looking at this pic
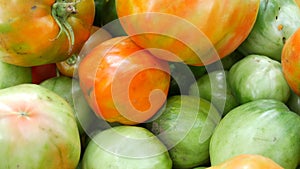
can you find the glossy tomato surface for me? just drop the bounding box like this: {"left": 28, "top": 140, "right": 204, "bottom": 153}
{"left": 208, "top": 154, "right": 284, "bottom": 169}
{"left": 0, "top": 0, "right": 95, "bottom": 66}
{"left": 116, "top": 0, "right": 260, "bottom": 66}
{"left": 78, "top": 36, "right": 170, "bottom": 125}
{"left": 282, "top": 27, "right": 300, "bottom": 96}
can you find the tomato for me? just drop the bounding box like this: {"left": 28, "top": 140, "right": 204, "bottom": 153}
{"left": 229, "top": 54, "right": 290, "bottom": 104}
{"left": 0, "top": 0, "right": 95, "bottom": 67}
{"left": 146, "top": 95, "right": 220, "bottom": 168}
{"left": 81, "top": 126, "right": 172, "bottom": 169}
{"left": 78, "top": 36, "right": 170, "bottom": 125}
{"left": 238, "top": 0, "right": 300, "bottom": 61}
{"left": 0, "top": 84, "right": 81, "bottom": 168}
{"left": 0, "top": 61, "right": 32, "bottom": 89}
{"left": 189, "top": 70, "right": 239, "bottom": 115}
{"left": 116, "top": 0, "right": 259, "bottom": 66}
{"left": 31, "top": 63, "right": 58, "bottom": 84}
{"left": 56, "top": 26, "right": 112, "bottom": 77}
{"left": 209, "top": 99, "right": 300, "bottom": 169}
{"left": 281, "top": 27, "right": 300, "bottom": 96}
{"left": 208, "top": 154, "right": 284, "bottom": 169}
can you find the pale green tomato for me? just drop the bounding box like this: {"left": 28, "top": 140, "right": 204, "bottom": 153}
{"left": 81, "top": 126, "right": 172, "bottom": 169}
{"left": 0, "top": 61, "right": 31, "bottom": 89}
{"left": 210, "top": 99, "right": 300, "bottom": 169}
{"left": 238, "top": 0, "right": 300, "bottom": 61}
{"left": 229, "top": 54, "right": 290, "bottom": 104}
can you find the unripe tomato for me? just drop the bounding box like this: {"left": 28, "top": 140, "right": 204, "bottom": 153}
{"left": 78, "top": 36, "right": 170, "bottom": 125}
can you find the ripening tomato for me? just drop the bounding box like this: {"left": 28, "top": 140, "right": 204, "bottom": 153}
{"left": 78, "top": 36, "right": 170, "bottom": 125}
{"left": 208, "top": 154, "right": 284, "bottom": 169}
{"left": 56, "top": 26, "right": 112, "bottom": 77}
{"left": 281, "top": 27, "right": 300, "bottom": 96}
{"left": 0, "top": 0, "right": 95, "bottom": 67}
{"left": 116, "top": 0, "right": 260, "bottom": 66}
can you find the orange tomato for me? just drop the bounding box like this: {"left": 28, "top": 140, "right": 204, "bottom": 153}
{"left": 116, "top": 0, "right": 260, "bottom": 66}
{"left": 0, "top": 0, "right": 95, "bottom": 67}
{"left": 78, "top": 36, "right": 170, "bottom": 125}
{"left": 281, "top": 27, "right": 300, "bottom": 96}
{"left": 208, "top": 154, "right": 284, "bottom": 169}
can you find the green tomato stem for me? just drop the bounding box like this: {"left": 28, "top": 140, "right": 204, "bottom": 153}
{"left": 51, "top": 0, "right": 79, "bottom": 54}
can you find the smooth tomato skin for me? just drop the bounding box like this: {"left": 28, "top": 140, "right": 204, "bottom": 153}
{"left": 78, "top": 36, "right": 170, "bottom": 125}
{"left": 208, "top": 154, "right": 284, "bottom": 169}
{"left": 31, "top": 63, "right": 58, "bottom": 84}
{"left": 282, "top": 28, "right": 300, "bottom": 96}
{"left": 0, "top": 0, "right": 95, "bottom": 67}
{"left": 0, "top": 84, "right": 81, "bottom": 169}
{"left": 116, "top": 0, "right": 260, "bottom": 66}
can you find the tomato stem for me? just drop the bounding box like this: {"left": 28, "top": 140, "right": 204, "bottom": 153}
{"left": 52, "top": 0, "right": 80, "bottom": 54}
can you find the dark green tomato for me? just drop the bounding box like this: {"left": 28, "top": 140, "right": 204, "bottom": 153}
{"left": 168, "top": 62, "right": 206, "bottom": 96}
{"left": 189, "top": 70, "right": 239, "bottom": 116}
{"left": 287, "top": 90, "right": 300, "bottom": 115}
{"left": 93, "top": 0, "right": 126, "bottom": 37}
{"left": 206, "top": 50, "right": 245, "bottom": 71}
{"left": 146, "top": 95, "right": 220, "bottom": 168}
{"left": 238, "top": 0, "right": 300, "bottom": 61}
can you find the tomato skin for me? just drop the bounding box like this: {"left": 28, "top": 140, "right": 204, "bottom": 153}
{"left": 31, "top": 63, "right": 58, "bottom": 84}
{"left": 0, "top": 0, "right": 95, "bottom": 67}
{"left": 0, "top": 84, "right": 81, "bottom": 169}
{"left": 116, "top": 0, "right": 260, "bottom": 66}
{"left": 78, "top": 36, "right": 170, "bottom": 125}
{"left": 281, "top": 27, "right": 300, "bottom": 96}
{"left": 208, "top": 154, "right": 284, "bottom": 169}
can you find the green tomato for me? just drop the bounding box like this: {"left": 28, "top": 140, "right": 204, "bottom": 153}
{"left": 238, "top": 0, "right": 300, "bottom": 61}
{"left": 209, "top": 99, "right": 300, "bottom": 169}
{"left": 146, "top": 95, "right": 220, "bottom": 169}
{"left": 81, "top": 126, "right": 172, "bottom": 169}
{"left": 286, "top": 90, "right": 300, "bottom": 115}
{"left": 229, "top": 54, "right": 290, "bottom": 104}
{"left": 0, "top": 61, "right": 31, "bottom": 89}
{"left": 0, "top": 84, "right": 81, "bottom": 168}
{"left": 189, "top": 70, "right": 239, "bottom": 115}
{"left": 93, "top": 0, "right": 126, "bottom": 37}
{"left": 206, "top": 50, "right": 245, "bottom": 71}
{"left": 40, "top": 76, "right": 99, "bottom": 135}
{"left": 168, "top": 62, "right": 206, "bottom": 96}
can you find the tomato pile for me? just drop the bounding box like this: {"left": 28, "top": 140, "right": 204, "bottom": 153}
{"left": 0, "top": 0, "right": 299, "bottom": 169}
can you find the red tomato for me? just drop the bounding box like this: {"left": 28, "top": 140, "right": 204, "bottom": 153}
{"left": 281, "top": 28, "right": 300, "bottom": 96}
{"left": 31, "top": 63, "right": 58, "bottom": 84}
{"left": 78, "top": 36, "right": 170, "bottom": 125}
{"left": 116, "top": 0, "right": 260, "bottom": 66}
{"left": 0, "top": 0, "right": 95, "bottom": 67}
